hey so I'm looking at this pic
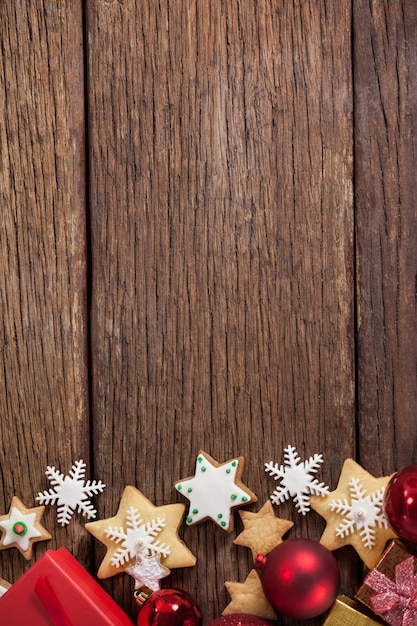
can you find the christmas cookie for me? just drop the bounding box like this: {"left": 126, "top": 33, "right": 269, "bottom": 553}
{"left": 175, "top": 451, "right": 257, "bottom": 532}
{"left": 0, "top": 577, "right": 10, "bottom": 597}
{"left": 36, "top": 459, "right": 105, "bottom": 526}
{"left": 234, "top": 501, "right": 293, "bottom": 558}
{"left": 223, "top": 570, "right": 277, "bottom": 620}
{"left": 0, "top": 496, "right": 51, "bottom": 560}
{"left": 265, "top": 444, "right": 329, "bottom": 515}
{"left": 310, "top": 458, "right": 397, "bottom": 568}
{"left": 85, "top": 485, "right": 196, "bottom": 579}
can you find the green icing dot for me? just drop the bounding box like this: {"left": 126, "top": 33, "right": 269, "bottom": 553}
{"left": 177, "top": 484, "right": 182, "bottom": 491}
{"left": 241, "top": 496, "right": 248, "bottom": 502}
{"left": 187, "top": 487, "right": 193, "bottom": 493}
{"left": 232, "top": 461, "right": 237, "bottom": 467}
{"left": 221, "top": 521, "right": 227, "bottom": 527}
{"left": 217, "top": 513, "right": 223, "bottom": 519}
{"left": 12, "top": 521, "right": 28, "bottom": 536}
{"left": 201, "top": 466, "right": 207, "bottom": 472}
{"left": 192, "top": 508, "right": 199, "bottom": 515}
{"left": 226, "top": 468, "right": 231, "bottom": 474}
{"left": 198, "top": 455, "right": 203, "bottom": 463}
{"left": 231, "top": 494, "right": 238, "bottom": 501}
{"left": 186, "top": 516, "right": 193, "bottom": 524}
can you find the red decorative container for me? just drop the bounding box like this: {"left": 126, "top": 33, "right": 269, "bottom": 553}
{"left": 0, "top": 547, "right": 133, "bottom": 625}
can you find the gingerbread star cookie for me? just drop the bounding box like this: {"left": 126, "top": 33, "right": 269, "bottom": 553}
{"left": 85, "top": 485, "right": 196, "bottom": 579}
{"left": 234, "top": 501, "right": 293, "bottom": 558}
{"left": 310, "top": 458, "right": 396, "bottom": 568}
{"left": 175, "top": 451, "right": 257, "bottom": 532}
{"left": 0, "top": 577, "right": 11, "bottom": 597}
{"left": 0, "top": 496, "right": 51, "bottom": 560}
{"left": 224, "top": 569, "right": 277, "bottom": 620}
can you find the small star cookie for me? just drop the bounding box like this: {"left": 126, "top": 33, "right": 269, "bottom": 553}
{"left": 0, "top": 496, "right": 51, "bottom": 560}
{"left": 85, "top": 485, "right": 196, "bottom": 579}
{"left": 234, "top": 501, "right": 293, "bottom": 558}
{"left": 223, "top": 570, "right": 277, "bottom": 620}
{"left": 0, "top": 577, "right": 11, "bottom": 597}
{"left": 175, "top": 451, "right": 257, "bottom": 532}
{"left": 310, "top": 459, "right": 397, "bottom": 568}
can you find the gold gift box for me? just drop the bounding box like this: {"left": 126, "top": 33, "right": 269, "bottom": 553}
{"left": 324, "top": 595, "right": 382, "bottom": 625}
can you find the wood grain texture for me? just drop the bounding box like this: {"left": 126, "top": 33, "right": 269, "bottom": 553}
{"left": 87, "top": 1, "right": 354, "bottom": 623}
{"left": 354, "top": 0, "right": 417, "bottom": 475}
{"left": 0, "top": 0, "right": 89, "bottom": 581}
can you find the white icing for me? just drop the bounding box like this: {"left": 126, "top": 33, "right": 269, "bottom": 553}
{"left": 0, "top": 506, "right": 41, "bottom": 551}
{"left": 175, "top": 453, "right": 252, "bottom": 530}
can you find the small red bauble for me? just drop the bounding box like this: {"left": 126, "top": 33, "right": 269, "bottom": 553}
{"left": 384, "top": 465, "right": 417, "bottom": 544}
{"left": 255, "top": 538, "right": 339, "bottom": 619}
{"left": 207, "top": 615, "right": 273, "bottom": 626}
{"left": 137, "top": 588, "right": 202, "bottom": 626}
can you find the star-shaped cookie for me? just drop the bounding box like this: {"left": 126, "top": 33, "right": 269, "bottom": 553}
{"left": 223, "top": 569, "right": 277, "bottom": 620}
{"left": 0, "top": 496, "right": 51, "bottom": 560}
{"left": 234, "top": 501, "right": 293, "bottom": 558}
{"left": 310, "top": 459, "right": 396, "bottom": 568}
{"left": 85, "top": 485, "right": 196, "bottom": 579}
{"left": 0, "top": 577, "right": 11, "bottom": 597}
{"left": 175, "top": 451, "right": 257, "bottom": 532}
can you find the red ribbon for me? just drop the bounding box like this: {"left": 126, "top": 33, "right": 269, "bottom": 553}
{"left": 365, "top": 555, "right": 417, "bottom": 626}
{"left": 34, "top": 576, "right": 73, "bottom": 626}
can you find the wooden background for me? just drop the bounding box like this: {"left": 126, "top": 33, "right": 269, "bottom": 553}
{"left": 1, "top": 1, "right": 416, "bottom": 624}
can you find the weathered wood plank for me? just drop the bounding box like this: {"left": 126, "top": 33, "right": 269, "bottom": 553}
{"left": 87, "top": 1, "right": 354, "bottom": 623}
{"left": 0, "top": 0, "right": 89, "bottom": 582}
{"left": 354, "top": 0, "right": 417, "bottom": 475}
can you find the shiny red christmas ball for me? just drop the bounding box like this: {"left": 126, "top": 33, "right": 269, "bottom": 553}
{"left": 255, "top": 538, "right": 339, "bottom": 619}
{"left": 137, "top": 588, "right": 202, "bottom": 626}
{"left": 384, "top": 465, "right": 417, "bottom": 544}
{"left": 207, "top": 615, "right": 273, "bottom": 626}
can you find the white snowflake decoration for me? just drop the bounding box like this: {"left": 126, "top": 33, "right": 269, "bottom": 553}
{"left": 105, "top": 506, "right": 171, "bottom": 568}
{"left": 36, "top": 459, "right": 105, "bottom": 526}
{"left": 265, "top": 445, "right": 329, "bottom": 515}
{"left": 329, "top": 477, "right": 388, "bottom": 549}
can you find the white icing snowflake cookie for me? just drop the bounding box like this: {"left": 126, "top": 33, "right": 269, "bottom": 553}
{"left": 85, "top": 485, "right": 196, "bottom": 579}
{"left": 310, "top": 458, "right": 397, "bottom": 568}
{"left": 265, "top": 444, "right": 329, "bottom": 515}
{"left": 0, "top": 496, "right": 51, "bottom": 560}
{"left": 175, "top": 451, "right": 257, "bottom": 532}
{"left": 36, "top": 459, "right": 105, "bottom": 526}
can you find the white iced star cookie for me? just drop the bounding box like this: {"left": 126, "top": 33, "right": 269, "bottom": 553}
{"left": 175, "top": 451, "right": 257, "bottom": 532}
{"left": 0, "top": 496, "right": 51, "bottom": 560}
{"left": 85, "top": 485, "right": 196, "bottom": 579}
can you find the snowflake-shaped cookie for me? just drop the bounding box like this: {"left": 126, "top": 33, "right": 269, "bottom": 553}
{"left": 265, "top": 445, "right": 329, "bottom": 515}
{"left": 105, "top": 506, "right": 170, "bottom": 568}
{"left": 310, "top": 458, "right": 397, "bottom": 568}
{"left": 36, "top": 460, "right": 105, "bottom": 526}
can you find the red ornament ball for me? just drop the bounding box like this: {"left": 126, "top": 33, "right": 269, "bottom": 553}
{"left": 137, "top": 588, "right": 202, "bottom": 626}
{"left": 384, "top": 465, "right": 417, "bottom": 544}
{"left": 255, "top": 538, "right": 339, "bottom": 619}
{"left": 208, "top": 615, "right": 273, "bottom": 626}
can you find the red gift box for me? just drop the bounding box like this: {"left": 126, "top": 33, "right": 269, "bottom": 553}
{"left": 0, "top": 547, "right": 134, "bottom": 625}
{"left": 356, "top": 540, "right": 417, "bottom": 626}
